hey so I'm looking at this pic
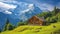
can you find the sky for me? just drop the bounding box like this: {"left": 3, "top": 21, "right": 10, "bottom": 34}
{"left": 16, "top": 0, "right": 60, "bottom": 11}
{"left": 0, "top": 0, "right": 60, "bottom": 11}
{"left": 0, "top": 0, "right": 60, "bottom": 30}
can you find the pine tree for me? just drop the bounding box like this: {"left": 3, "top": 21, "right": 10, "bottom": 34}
{"left": 3, "top": 19, "right": 15, "bottom": 31}
{"left": 3, "top": 19, "right": 9, "bottom": 31}
{"left": 51, "top": 6, "right": 57, "bottom": 16}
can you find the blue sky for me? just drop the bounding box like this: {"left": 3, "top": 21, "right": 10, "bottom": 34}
{"left": 16, "top": 0, "right": 60, "bottom": 10}
{"left": 0, "top": 0, "right": 60, "bottom": 30}
{"left": 0, "top": 0, "right": 60, "bottom": 11}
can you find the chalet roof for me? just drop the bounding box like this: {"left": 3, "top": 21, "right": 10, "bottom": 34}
{"left": 30, "top": 16, "right": 46, "bottom": 21}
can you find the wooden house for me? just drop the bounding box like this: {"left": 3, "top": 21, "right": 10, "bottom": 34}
{"left": 28, "top": 16, "right": 46, "bottom": 25}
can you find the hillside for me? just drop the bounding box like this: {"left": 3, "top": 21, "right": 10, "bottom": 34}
{"left": 0, "top": 22, "right": 60, "bottom": 34}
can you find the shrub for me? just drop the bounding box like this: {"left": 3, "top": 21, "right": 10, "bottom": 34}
{"left": 53, "top": 30, "right": 60, "bottom": 34}
{"left": 18, "top": 21, "right": 28, "bottom": 26}
{"left": 46, "top": 16, "right": 58, "bottom": 23}
{"left": 0, "top": 29, "right": 1, "bottom": 32}
{"left": 7, "top": 24, "right": 15, "bottom": 30}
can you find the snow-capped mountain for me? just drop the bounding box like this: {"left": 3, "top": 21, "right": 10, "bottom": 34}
{"left": 0, "top": 1, "right": 42, "bottom": 30}
{"left": 7, "top": 2, "right": 42, "bottom": 21}
{"left": 20, "top": 5, "right": 42, "bottom": 21}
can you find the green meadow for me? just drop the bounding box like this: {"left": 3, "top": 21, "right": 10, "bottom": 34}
{"left": 1, "top": 22, "right": 60, "bottom": 34}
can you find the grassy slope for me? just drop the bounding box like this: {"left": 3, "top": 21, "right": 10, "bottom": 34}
{"left": 1, "top": 22, "right": 60, "bottom": 34}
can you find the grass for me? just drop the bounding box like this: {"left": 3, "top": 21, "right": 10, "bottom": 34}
{"left": 1, "top": 22, "right": 60, "bottom": 34}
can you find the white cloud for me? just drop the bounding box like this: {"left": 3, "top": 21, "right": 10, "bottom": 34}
{"left": 3, "top": 10, "right": 12, "bottom": 14}
{"left": 0, "top": 2, "right": 17, "bottom": 14}
{"left": 0, "top": 2, "right": 17, "bottom": 10}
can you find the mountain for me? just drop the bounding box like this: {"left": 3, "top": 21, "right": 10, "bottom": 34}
{"left": 19, "top": 5, "right": 42, "bottom": 21}
{"left": 0, "top": 1, "right": 42, "bottom": 30}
